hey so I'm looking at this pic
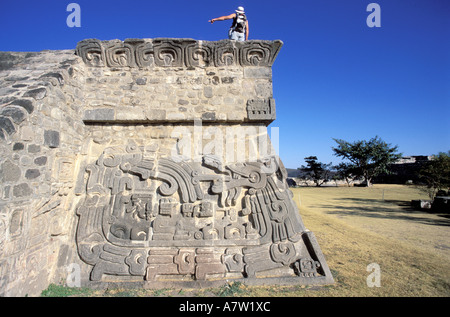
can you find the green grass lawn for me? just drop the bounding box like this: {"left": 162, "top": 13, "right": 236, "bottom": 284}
{"left": 41, "top": 184, "right": 450, "bottom": 297}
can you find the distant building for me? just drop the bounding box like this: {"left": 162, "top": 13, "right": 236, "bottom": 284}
{"left": 375, "top": 155, "right": 433, "bottom": 184}
{"left": 393, "top": 155, "right": 433, "bottom": 165}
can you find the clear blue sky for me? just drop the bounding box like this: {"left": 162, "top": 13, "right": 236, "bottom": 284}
{"left": 1, "top": 0, "right": 449, "bottom": 168}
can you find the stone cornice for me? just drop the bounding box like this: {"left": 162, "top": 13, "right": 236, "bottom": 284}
{"left": 75, "top": 38, "right": 283, "bottom": 69}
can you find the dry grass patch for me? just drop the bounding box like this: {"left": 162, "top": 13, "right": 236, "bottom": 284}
{"left": 285, "top": 184, "right": 450, "bottom": 297}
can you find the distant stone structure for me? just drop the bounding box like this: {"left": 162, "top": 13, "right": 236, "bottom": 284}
{"left": 375, "top": 155, "right": 433, "bottom": 184}
{"left": 0, "top": 38, "right": 333, "bottom": 296}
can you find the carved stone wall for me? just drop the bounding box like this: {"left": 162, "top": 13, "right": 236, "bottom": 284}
{"left": 76, "top": 38, "right": 281, "bottom": 124}
{"left": 0, "top": 39, "right": 333, "bottom": 295}
{"left": 0, "top": 50, "right": 86, "bottom": 296}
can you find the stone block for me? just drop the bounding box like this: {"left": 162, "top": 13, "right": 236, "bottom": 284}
{"left": 12, "top": 183, "right": 32, "bottom": 198}
{"left": 244, "top": 67, "right": 272, "bottom": 79}
{"left": 8, "top": 99, "right": 34, "bottom": 114}
{"left": 203, "top": 86, "right": 213, "bottom": 98}
{"left": 20, "top": 126, "right": 35, "bottom": 141}
{"left": 246, "top": 98, "right": 276, "bottom": 122}
{"left": 1, "top": 107, "right": 26, "bottom": 124}
{"left": 0, "top": 160, "right": 21, "bottom": 182}
{"left": 0, "top": 116, "right": 16, "bottom": 136}
{"left": 34, "top": 156, "right": 47, "bottom": 166}
{"left": 44, "top": 130, "right": 60, "bottom": 148}
{"left": 27, "top": 144, "right": 41, "bottom": 153}
{"left": 142, "top": 108, "right": 163, "bottom": 121}
{"left": 25, "top": 169, "right": 40, "bottom": 180}
{"left": 83, "top": 108, "right": 115, "bottom": 121}
{"left": 23, "top": 87, "right": 47, "bottom": 100}
{"left": 13, "top": 143, "right": 24, "bottom": 151}
{"left": 136, "top": 77, "right": 147, "bottom": 85}
{"left": 201, "top": 112, "right": 216, "bottom": 121}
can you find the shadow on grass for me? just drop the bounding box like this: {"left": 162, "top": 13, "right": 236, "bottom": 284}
{"left": 320, "top": 198, "right": 450, "bottom": 227}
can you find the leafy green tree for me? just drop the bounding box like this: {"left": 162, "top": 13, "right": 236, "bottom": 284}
{"left": 418, "top": 151, "right": 450, "bottom": 200}
{"left": 332, "top": 136, "right": 402, "bottom": 187}
{"left": 298, "top": 156, "right": 332, "bottom": 187}
{"left": 333, "top": 162, "right": 359, "bottom": 187}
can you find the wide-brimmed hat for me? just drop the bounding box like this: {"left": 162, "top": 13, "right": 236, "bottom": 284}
{"left": 236, "top": 6, "right": 245, "bottom": 14}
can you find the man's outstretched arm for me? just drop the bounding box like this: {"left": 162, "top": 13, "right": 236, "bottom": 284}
{"left": 209, "top": 13, "right": 236, "bottom": 24}
{"left": 245, "top": 20, "right": 249, "bottom": 40}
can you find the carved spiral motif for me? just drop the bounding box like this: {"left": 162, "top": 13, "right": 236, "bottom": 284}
{"left": 248, "top": 171, "right": 261, "bottom": 184}
{"left": 76, "top": 38, "right": 283, "bottom": 68}
{"left": 158, "top": 177, "right": 179, "bottom": 196}
{"left": 186, "top": 43, "right": 213, "bottom": 68}
{"left": 240, "top": 44, "right": 271, "bottom": 66}
{"left": 135, "top": 42, "right": 155, "bottom": 68}
{"left": 194, "top": 231, "right": 203, "bottom": 240}
{"left": 270, "top": 201, "right": 288, "bottom": 223}
{"left": 101, "top": 153, "right": 121, "bottom": 168}
{"left": 270, "top": 242, "right": 296, "bottom": 265}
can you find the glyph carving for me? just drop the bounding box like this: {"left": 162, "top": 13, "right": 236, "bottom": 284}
{"left": 76, "top": 38, "right": 283, "bottom": 69}
{"left": 75, "top": 144, "right": 333, "bottom": 284}
{"left": 71, "top": 38, "right": 332, "bottom": 286}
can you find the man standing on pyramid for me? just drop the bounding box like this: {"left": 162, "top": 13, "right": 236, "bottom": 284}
{"left": 209, "top": 6, "right": 249, "bottom": 41}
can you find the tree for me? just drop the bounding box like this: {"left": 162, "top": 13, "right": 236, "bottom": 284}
{"left": 298, "top": 156, "right": 332, "bottom": 187}
{"left": 332, "top": 136, "right": 402, "bottom": 187}
{"left": 333, "top": 162, "right": 359, "bottom": 187}
{"left": 418, "top": 151, "right": 450, "bottom": 200}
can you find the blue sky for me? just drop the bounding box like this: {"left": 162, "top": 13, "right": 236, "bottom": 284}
{"left": 1, "top": 0, "right": 449, "bottom": 168}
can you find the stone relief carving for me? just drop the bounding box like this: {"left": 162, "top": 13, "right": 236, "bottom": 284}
{"left": 75, "top": 144, "right": 333, "bottom": 284}
{"left": 247, "top": 98, "right": 276, "bottom": 121}
{"left": 75, "top": 38, "right": 283, "bottom": 69}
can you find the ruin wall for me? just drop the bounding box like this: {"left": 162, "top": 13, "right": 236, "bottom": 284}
{"left": 0, "top": 39, "right": 333, "bottom": 296}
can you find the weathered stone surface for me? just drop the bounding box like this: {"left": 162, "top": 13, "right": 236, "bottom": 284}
{"left": 0, "top": 38, "right": 332, "bottom": 296}
{"left": 0, "top": 52, "right": 23, "bottom": 71}
{"left": 40, "top": 72, "right": 64, "bottom": 86}
{"left": 25, "top": 169, "right": 40, "bottom": 179}
{"left": 8, "top": 99, "right": 34, "bottom": 114}
{"left": 44, "top": 130, "right": 60, "bottom": 148}
{"left": 83, "top": 109, "right": 115, "bottom": 121}
{"left": 12, "top": 183, "right": 32, "bottom": 197}
{"left": 34, "top": 156, "right": 47, "bottom": 166}
{"left": 204, "top": 86, "right": 213, "bottom": 98}
{"left": 247, "top": 98, "right": 276, "bottom": 121}
{"left": 27, "top": 144, "right": 40, "bottom": 153}
{"left": 75, "top": 38, "right": 284, "bottom": 69}
{"left": 1, "top": 106, "right": 26, "bottom": 124}
{"left": 136, "top": 77, "right": 147, "bottom": 85}
{"left": 13, "top": 142, "right": 24, "bottom": 151}
{"left": 0, "top": 116, "right": 16, "bottom": 135}
{"left": 23, "top": 88, "right": 47, "bottom": 100}
{"left": 0, "top": 49, "right": 81, "bottom": 296}
{"left": 244, "top": 67, "right": 272, "bottom": 79}
{"left": 75, "top": 146, "right": 333, "bottom": 284}
{"left": 75, "top": 39, "right": 280, "bottom": 124}
{"left": 201, "top": 112, "right": 216, "bottom": 121}
{"left": 0, "top": 160, "right": 21, "bottom": 182}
